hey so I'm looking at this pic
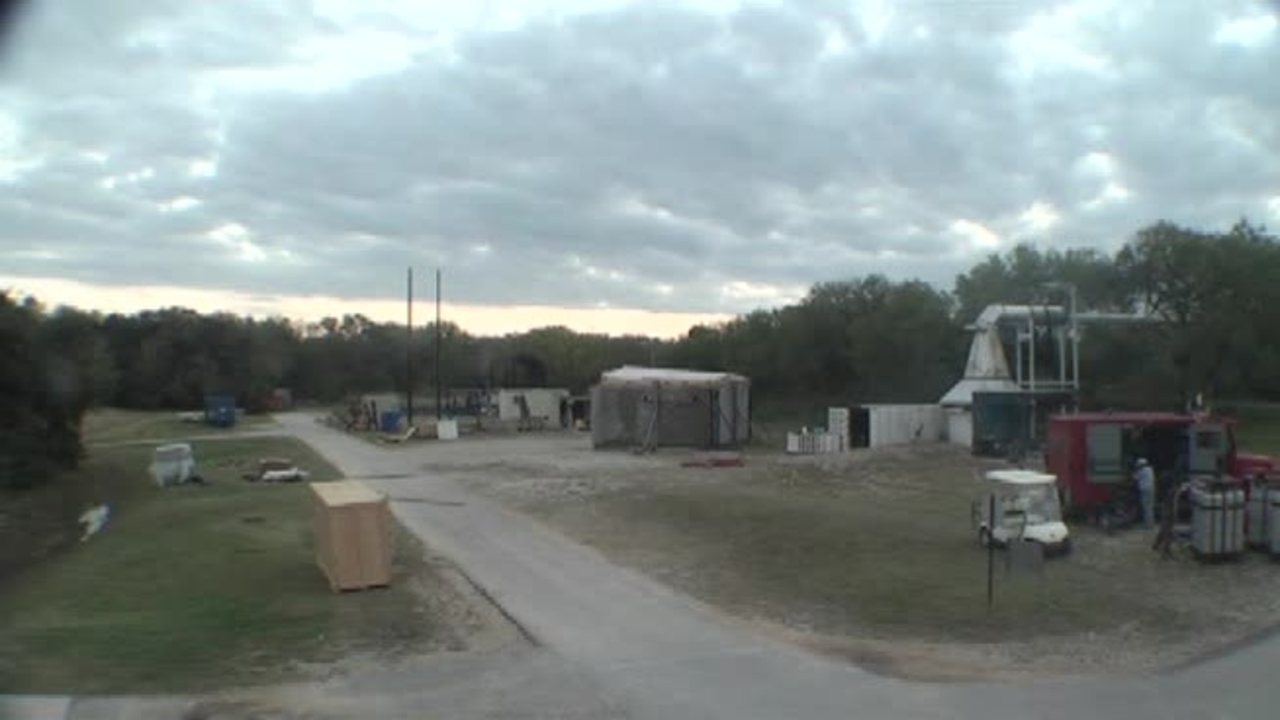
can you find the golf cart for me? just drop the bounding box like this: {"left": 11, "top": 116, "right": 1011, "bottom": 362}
{"left": 971, "top": 469, "right": 1071, "bottom": 555}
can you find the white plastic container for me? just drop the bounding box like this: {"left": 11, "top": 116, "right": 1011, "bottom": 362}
{"left": 1268, "top": 490, "right": 1280, "bottom": 556}
{"left": 437, "top": 419, "right": 459, "bottom": 441}
{"left": 149, "top": 443, "right": 196, "bottom": 487}
{"left": 1247, "top": 480, "right": 1273, "bottom": 548}
{"left": 1191, "top": 481, "right": 1246, "bottom": 558}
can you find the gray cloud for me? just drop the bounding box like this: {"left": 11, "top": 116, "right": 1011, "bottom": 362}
{"left": 2, "top": 0, "right": 1278, "bottom": 314}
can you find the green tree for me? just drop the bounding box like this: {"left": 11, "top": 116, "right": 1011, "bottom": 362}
{"left": 1116, "top": 219, "right": 1280, "bottom": 404}
{"left": 0, "top": 293, "right": 86, "bottom": 489}
{"left": 953, "top": 244, "right": 1130, "bottom": 322}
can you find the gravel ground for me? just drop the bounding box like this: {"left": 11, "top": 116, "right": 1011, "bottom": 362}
{"left": 439, "top": 433, "right": 1280, "bottom": 681}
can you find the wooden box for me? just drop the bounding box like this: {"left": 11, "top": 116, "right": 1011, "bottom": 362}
{"left": 311, "top": 480, "right": 393, "bottom": 591}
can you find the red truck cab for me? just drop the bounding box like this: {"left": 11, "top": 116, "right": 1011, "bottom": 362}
{"left": 1045, "top": 412, "right": 1275, "bottom": 516}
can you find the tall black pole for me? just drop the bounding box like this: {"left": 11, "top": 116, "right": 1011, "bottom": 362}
{"left": 435, "top": 268, "right": 443, "bottom": 420}
{"left": 406, "top": 267, "right": 414, "bottom": 427}
{"left": 987, "top": 493, "right": 996, "bottom": 611}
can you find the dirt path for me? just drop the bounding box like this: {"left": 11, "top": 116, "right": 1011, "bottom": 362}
{"left": 274, "top": 413, "right": 1280, "bottom": 720}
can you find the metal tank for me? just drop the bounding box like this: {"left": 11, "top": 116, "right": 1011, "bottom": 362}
{"left": 1269, "top": 487, "right": 1280, "bottom": 556}
{"left": 1246, "top": 478, "right": 1276, "bottom": 548}
{"left": 1190, "top": 478, "right": 1246, "bottom": 559}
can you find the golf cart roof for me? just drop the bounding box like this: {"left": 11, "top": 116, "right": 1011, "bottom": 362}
{"left": 986, "top": 469, "right": 1056, "bottom": 486}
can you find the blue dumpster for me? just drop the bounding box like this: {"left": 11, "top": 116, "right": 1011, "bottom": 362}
{"left": 204, "top": 394, "right": 237, "bottom": 428}
{"left": 380, "top": 410, "right": 402, "bottom": 433}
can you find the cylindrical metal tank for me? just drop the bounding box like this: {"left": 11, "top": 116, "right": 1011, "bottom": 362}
{"left": 1191, "top": 479, "right": 1246, "bottom": 559}
{"left": 1269, "top": 489, "right": 1280, "bottom": 556}
{"left": 1247, "top": 480, "right": 1273, "bottom": 548}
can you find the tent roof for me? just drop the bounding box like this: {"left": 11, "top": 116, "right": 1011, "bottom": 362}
{"left": 600, "top": 365, "right": 747, "bottom": 384}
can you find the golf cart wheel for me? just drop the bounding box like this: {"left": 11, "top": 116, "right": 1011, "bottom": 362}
{"left": 979, "top": 527, "right": 992, "bottom": 548}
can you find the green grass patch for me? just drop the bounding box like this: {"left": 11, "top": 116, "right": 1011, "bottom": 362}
{"left": 1229, "top": 404, "right": 1280, "bottom": 457}
{"left": 600, "top": 483, "right": 1152, "bottom": 642}
{"left": 0, "top": 437, "right": 444, "bottom": 694}
{"left": 533, "top": 448, "right": 1188, "bottom": 647}
{"left": 82, "top": 408, "right": 278, "bottom": 445}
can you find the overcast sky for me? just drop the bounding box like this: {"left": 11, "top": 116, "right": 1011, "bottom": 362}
{"left": 1, "top": 0, "right": 1278, "bottom": 335}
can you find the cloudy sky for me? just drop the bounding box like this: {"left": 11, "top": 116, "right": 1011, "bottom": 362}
{"left": 1, "top": 0, "right": 1278, "bottom": 336}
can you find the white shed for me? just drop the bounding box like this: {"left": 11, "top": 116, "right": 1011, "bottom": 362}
{"left": 494, "top": 388, "right": 570, "bottom": 424}
{"left": 858, "top": 404, "right": 945, "bottom": 448}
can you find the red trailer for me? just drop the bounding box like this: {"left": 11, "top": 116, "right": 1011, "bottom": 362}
{"left": 1046, "top": 412, "right": 1275, "bottom": 518}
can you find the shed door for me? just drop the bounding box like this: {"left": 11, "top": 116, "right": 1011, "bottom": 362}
{"left": 1086, "top": 423, "right": 1125, "bottom": 484}
{"left": 1189, "top": 423, "right": 1226, "bottom": 475}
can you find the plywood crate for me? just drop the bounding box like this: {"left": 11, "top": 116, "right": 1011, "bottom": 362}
{"left": 311, "top": 480, "right": 393, "bottom": 592}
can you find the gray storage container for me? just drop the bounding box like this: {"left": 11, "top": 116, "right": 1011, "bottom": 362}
{"left": 1191, "top": 480, "right": 1246, "bottom": 559}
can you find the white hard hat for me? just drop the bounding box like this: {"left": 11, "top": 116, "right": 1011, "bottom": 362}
{"left": 1136, "top": 458, "right": 1149, "bottom": 467}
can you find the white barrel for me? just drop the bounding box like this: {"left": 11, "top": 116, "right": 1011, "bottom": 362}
{"left": 1268, "top": 490, "right": 1280, "bottom": 556}
{"left": 1191, "top": 482, "right": 1246, "bottom": 557}
{"left": 1247, "top": 481, "right": 1271, "bottom": 547}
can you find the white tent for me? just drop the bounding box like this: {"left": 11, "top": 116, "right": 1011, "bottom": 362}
{"left": 590, "top": 366, "right": 751, "bottom": 449}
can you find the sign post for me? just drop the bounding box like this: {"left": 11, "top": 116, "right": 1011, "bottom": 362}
{"left": 987, "top": 493, "right": 996, "bottom": 611}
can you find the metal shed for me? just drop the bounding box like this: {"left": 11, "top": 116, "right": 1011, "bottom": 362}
{"left": 590, "top": 366, "right": 751, "bottom": 449}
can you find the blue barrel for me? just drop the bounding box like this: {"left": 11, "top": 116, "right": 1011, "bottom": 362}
{"left": 380, "top": 410, "right": 402, "bottom": 433}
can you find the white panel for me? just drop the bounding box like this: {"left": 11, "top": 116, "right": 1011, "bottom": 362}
{"left": 947, "top": 411, "right": 973, "bottom": 447}
{"left": 828, "top": 407, "right": 850, "bottom": 452}
{"left": 865, "top": 405, "right": 945, "bottom": 447}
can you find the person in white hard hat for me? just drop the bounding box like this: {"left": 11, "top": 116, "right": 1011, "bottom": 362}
{"left": 1133, "top": 457, "right": 1156, "bottom": 529}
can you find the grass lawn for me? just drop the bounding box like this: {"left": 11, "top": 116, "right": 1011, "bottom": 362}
{"left": 584, "top": 481, "right": 1154, "bottom": 642}
{"left": 0, "top": 435, "right": 447, "bottom": 694}
{"left": 511, "top": 443, "right": 1279, "bottom": 659}
{"left": 81, "top": 408, "right": 278, "bottom": 445}
{"left": 1230, "top": 404, "right": 1280, "bottom": 457}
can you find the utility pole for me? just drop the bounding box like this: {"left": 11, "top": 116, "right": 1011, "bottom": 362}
{"left": 1069, "top": 284, "right": 1079, "bottom": 399}
{"left": 406, "top": 267, "right": 414, "bottom": 427}
{"left": 435, "top": 268, "right": 443, "bottom": 421}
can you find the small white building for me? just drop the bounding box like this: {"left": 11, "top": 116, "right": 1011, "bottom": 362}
{"left": 939, "top": 308, "right": 1022, "bottom": 447}
{"left": 858, "top": 404, "right": 946, "bottom": 448}
{"left": 494, "top": 388, "right": 570, "bottom": 424}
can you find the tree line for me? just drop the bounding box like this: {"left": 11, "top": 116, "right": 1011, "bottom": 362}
{"left": 5, "top": 219, "right": 1279, "bottom": 488}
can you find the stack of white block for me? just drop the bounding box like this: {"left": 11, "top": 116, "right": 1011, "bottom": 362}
{"left": 827, "top": 407, "right": 850, "bottom": 453}
{"left": 786, "top": 431, "right": 841, "bottom": 454}
{"left": 785, "top": 408, "right": 851, "bottom": 455}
